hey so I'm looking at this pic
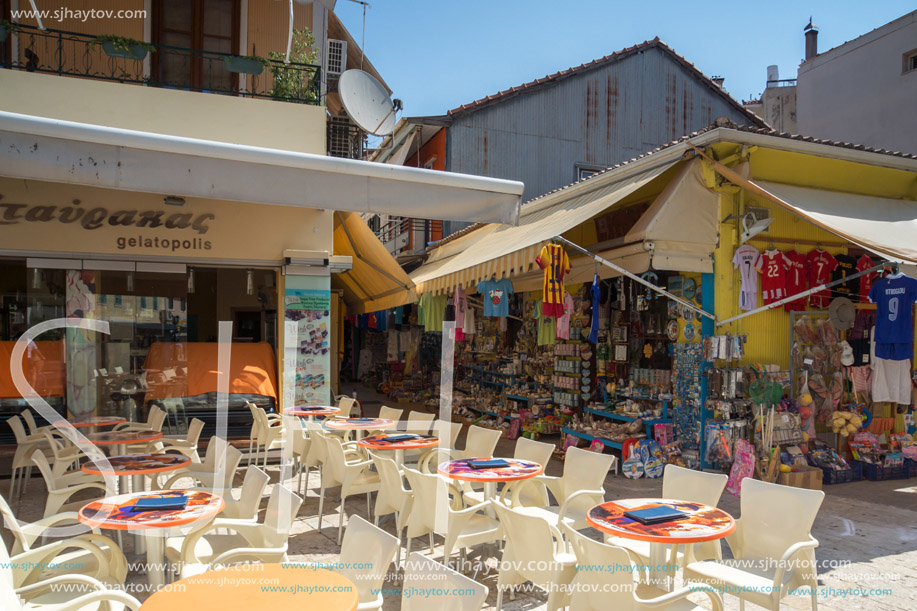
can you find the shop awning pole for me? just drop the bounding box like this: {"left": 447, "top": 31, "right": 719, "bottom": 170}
{"left": 716, "top": 262, "right": 887, "bottom": 327}
{"left": 554, "top": 235, "right": 715, "bottom": 321}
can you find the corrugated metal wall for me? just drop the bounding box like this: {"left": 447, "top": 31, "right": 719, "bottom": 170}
{"left": 446, "top": 47, "right": 754, "bottom": 203}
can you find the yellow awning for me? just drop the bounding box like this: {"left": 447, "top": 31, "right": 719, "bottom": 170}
{"left": 411, "top": 160, "right": 680, "bottom": 295}
{"left": 332, "top": 212, "right": 417, "bottom": 314}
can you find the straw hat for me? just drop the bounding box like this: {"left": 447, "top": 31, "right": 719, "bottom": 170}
{"left": 828, "top": 297, "right": 856, "bottom": 331}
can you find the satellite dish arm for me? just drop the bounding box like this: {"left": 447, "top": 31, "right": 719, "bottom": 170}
{"left": 285, "top": 0, "right": 294, "bottom": 63}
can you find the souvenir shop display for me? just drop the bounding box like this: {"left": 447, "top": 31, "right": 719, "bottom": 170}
{"left": 672, "top": 343, "right": 705, "bottom": 469}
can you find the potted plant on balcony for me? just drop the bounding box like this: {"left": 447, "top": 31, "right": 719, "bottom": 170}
{"left": 0, "top": 20, "right": 22, "bottom": 43}
{"left": 267, "top": 28, "right": 319, "bottom": 103}
{"left": 92, "top": 35, "right": 155, "bottom": 61}
{"left": 223, "top": 53, "right": 268, "bottom": 75}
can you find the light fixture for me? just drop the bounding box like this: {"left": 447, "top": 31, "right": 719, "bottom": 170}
{"left": 163, "top": 196, "right": 186, "bottom": 206}
{"left": 246, "top": 269, "right": 254, "bottom": 296}
{"left": 31, "top": 268, "right": 42, "bottom": 289}
{"left": 187, "top": 268, "right": 195, "bottom": 294}
{"left": 126, "top": 272, "right": 134, "bottom": 292}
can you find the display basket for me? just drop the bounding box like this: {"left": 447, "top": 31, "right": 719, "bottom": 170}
{"left": 817, "top": 462, "right": 862, "bottom": 485}
{"left": 855, "top": 460, "right": 907, "bottom": 481}
{"left": 905, "top": 458, "right": 917, "bottom": 478}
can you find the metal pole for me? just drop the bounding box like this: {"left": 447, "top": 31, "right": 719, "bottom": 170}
{"left": 716, "top": 262, "right": 886, "bottom": 327}
{"left": 553, "top": 235, "right": 716, "bottom": 321}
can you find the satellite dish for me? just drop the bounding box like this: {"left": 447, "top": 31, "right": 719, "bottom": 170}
{"left": 338, "top": 69, "right": 397, "bottom": 136}
{"left": 741, "top": 212, "right": 775, "bottom": 243}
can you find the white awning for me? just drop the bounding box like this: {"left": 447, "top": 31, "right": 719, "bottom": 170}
{"left": 0, "top": 110, "right": 523, "bottom": 225}
{"left": 755, "top": 181, "right": 917, "bottom": 264}
{"left": 411, "top": 160, "right": 679, "bottom": 294}
{"left": 624, "top": 159, "right": 718, "bottom": 273}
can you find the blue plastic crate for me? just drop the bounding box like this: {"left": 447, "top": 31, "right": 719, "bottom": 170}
{"left": 857, "top": 460, "right": 908, "bottom": 481}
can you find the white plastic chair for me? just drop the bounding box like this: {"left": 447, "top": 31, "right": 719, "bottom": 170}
{"left": 404, "top": 410, "right": 435, "bottom": 434}
{"left": 318, "top": 433, "right": 381, "bottom": 544}
{"left": 484, "top": 436, "right": 554, "bottom": 507}
{"left": 301, "top": 421, "right": 329, "bottom": 495}
{"left": 415, "top": 421, "right": 463, "bottom": 473}
{"left": 250, "top": 406, "right": 285, "bottom": 468}
{"left": 31, "top": 450, "right": 108, "bottom": 518}
{"left": 684, "top": 478, "right": 825, "bottom": 611}
{"left": 2, "top": 535, "right": 141, "bottom": 611}
{"left": 378, "top": 405, "right": 404, "bottom": 422}
{"left": 605, "top": 465, "right": 728, "bottom": 569}
{"left": 492, "top": 501, "right": 576, "bottom": 611}
{"left": 281, "top": 416, "right": 312, "bottom": 494}
{"left": 370, "top": 452, "right": 414, "bottom": 560}
{"left": 7, "top": 416, "right": 52, "bottom": 499}
{"left": 401, "top": 552, "right": 489, "bottom": 611}
{"left": 113, "top": 405, "right": 165, "bottom": 432}
{"left": 40, "top": 430, "right": 86, "bottom": 481}
{"left": 564, "top": 524, "right": 724, "bottom": 611}
{"left": 20, "top": 409, "right": 49, "bottom": 436}
{"left": 402, "top": 467, "right": 501, "bottom": 563}
{"left": 508, "top": 446, "right": 614, "bottom": 530}
{"left": 459, "top": 424, "right": 502, "bottom": 459}
{"left": 169, "top": 485, "right": 303, "bottom": 579}
{"left": 337, "top": 396, "right": 360, "bottom": 418}
{"left": 335, "top": 515, "right": 400, "bottom": 610}
{"left": 186, "top": 464, "right": 270, "bottom": 521}
{"left": 0, "top": 493, "right": 128, "bottom": 588}
{"left": 153, "top": 417, "right": 205, "bottom": 461}
{"left": 160, "top": 437, "right": 242, "bottom": 489}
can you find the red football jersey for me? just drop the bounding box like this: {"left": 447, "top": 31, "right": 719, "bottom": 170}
{"left": 856, "top": 254, "right": 877, "bottom": 302}
{"left": 783, "top": 250, "right": 808, "bottom": 311}
{"left": 756, "top": 249, "right": 787, "bottom": 304}
{"left": 807, "top": 249, "right": 837, "bottom": 309}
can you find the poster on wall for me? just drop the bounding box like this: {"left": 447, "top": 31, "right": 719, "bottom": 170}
{"left": 283, "top": 276, "right": 332, "bottom": 407}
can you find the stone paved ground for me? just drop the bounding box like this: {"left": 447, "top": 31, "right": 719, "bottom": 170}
{"left": 4, "top": 384, "right": 916, "bottom": 610}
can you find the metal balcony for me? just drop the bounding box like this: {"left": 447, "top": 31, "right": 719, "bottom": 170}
{"left": 0, "top": 24, "right": 321, "bottom": 105}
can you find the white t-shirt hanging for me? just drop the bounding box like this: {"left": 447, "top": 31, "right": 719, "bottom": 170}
{"left": 463, "top": 304, "right": 476, "bottom": 336}
{"left": 732, "top": 244, "right": 761, "bottom": 311}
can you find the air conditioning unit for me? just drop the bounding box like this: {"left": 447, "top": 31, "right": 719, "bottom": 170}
{"left": 327, "top": 114, "right": 363, "bottom": 159}
{"left": 327, "top": 39, "right": 347, "bottom": 76}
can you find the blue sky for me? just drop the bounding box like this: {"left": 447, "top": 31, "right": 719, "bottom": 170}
{"left": 333, "top": 0, "right": 915, "bottom": 119}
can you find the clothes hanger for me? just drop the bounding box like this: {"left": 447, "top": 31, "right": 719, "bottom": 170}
{"left": 768, "top": 240, "right": 776, "bottom": 251}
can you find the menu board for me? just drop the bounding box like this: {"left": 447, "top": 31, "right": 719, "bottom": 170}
{"left": 283, "top": 277, "right": 331, "bottom": 407}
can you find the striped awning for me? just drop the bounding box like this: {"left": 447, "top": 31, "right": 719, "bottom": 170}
{"left": 411, "top": 160, "right": 680, "bottom": 295}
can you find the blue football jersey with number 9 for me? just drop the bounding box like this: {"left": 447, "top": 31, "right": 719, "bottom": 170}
{"left": 868, "top": 275, "right": 917, "bottom": 345}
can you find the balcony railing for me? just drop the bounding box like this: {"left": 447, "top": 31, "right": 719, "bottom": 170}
{"left": 0, "top": 24, "right": 321, "bottom": 105}
{"left": 373, "top": 218, "right": 444, "bottom": 254}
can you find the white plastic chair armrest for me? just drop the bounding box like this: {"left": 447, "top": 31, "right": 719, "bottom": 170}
{"left": 452, "top": 500, "right": 492, "bottom": 517}
{"left": 772, "top": 538, "right": 820, "bottom": 588}
{"left": 207, "top": 544, "right": 288, "bottom": 568}
{"left": 537, "top": 474, "right": 564, "bottom": 501}
{"left": 12, "top": 539, "right": 112, "bottom": 587}
{"left": 50, "top": 589, "right": 142, "bottom": 611}
{"left": 15, "top": 573, "right": 108, "bottom": 596}
{"left": 634, "top": 583, "right": 724, "bottom": 611}
{"left": 556, "top": 488, "right": 605, "bottom": 522}
{"left": 11, "top": 512, "right": 98, "bottom": 550}
{"left": 54, "top": 481, "right": 108, "bottom": 496}
{"left": 507, "top": 477, "right": 548, "bottom": 507}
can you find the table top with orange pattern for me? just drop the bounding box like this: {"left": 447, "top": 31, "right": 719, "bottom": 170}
{"left": 81, "top": 453, "right": 191, "bottom": 476}
{"left": 139, "top": 565, "right": 358, "bottom": 611}
{"left": 358, "top": 433, "right": 441, "bottom": 451}
{"left": 586, "top": 498, "right": 736, "bottom": 544}
{"left": 85, "top": 430, "right": 164, "bottom": 445}
{"left": 283, "top": 405, "right": 340, "bottom": 417}
{"left": 67, "top": 416, "right": 126, "bottom": 428}
{"left": 78, "top": 490, "right": 224, "bottom": 531}
{"left": 324, "top": 418, "right": 395, "bottom": 431}
{"left": 438, "top": 457, "right": 544, "bottom": 483}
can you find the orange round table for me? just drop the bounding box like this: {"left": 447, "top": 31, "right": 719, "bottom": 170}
{"left": 358, "top": 433, "right": 440, "bottom": 464}
{"left": 81, "top": 453, "right": 191, "bottom": 495}
{"left": 586, "top": 498, "right": 735, "bottom": 587}
{"left": 85, "top": 430, "right": 164, "bottom": 455}
{"left": 439, "top": 457, "right": 543, "bottom": 503}
{"left": 283, "top": 405, "right": 340, "bottom": 421}
{"left": 79, "top": 490, "right": 223, "bottom": 589}
{"left": 140, "top": 565, "right": 358, "bottom": 611}
{"left": 67, "top": 416, "right": 126, "bottom": 428}
{"left": 324, "top": 418, "right": 395, "bottom": 440}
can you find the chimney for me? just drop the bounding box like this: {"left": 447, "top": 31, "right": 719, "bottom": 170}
{"left": 712, "top": 76, "right": 725, "bottom": 88}
{"left": 804, "top": 18, "right": 818, "bottom": 60}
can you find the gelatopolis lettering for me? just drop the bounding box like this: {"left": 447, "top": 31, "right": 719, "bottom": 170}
{"left": 0, "top": 202, "right": 215, "bottom": 234}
